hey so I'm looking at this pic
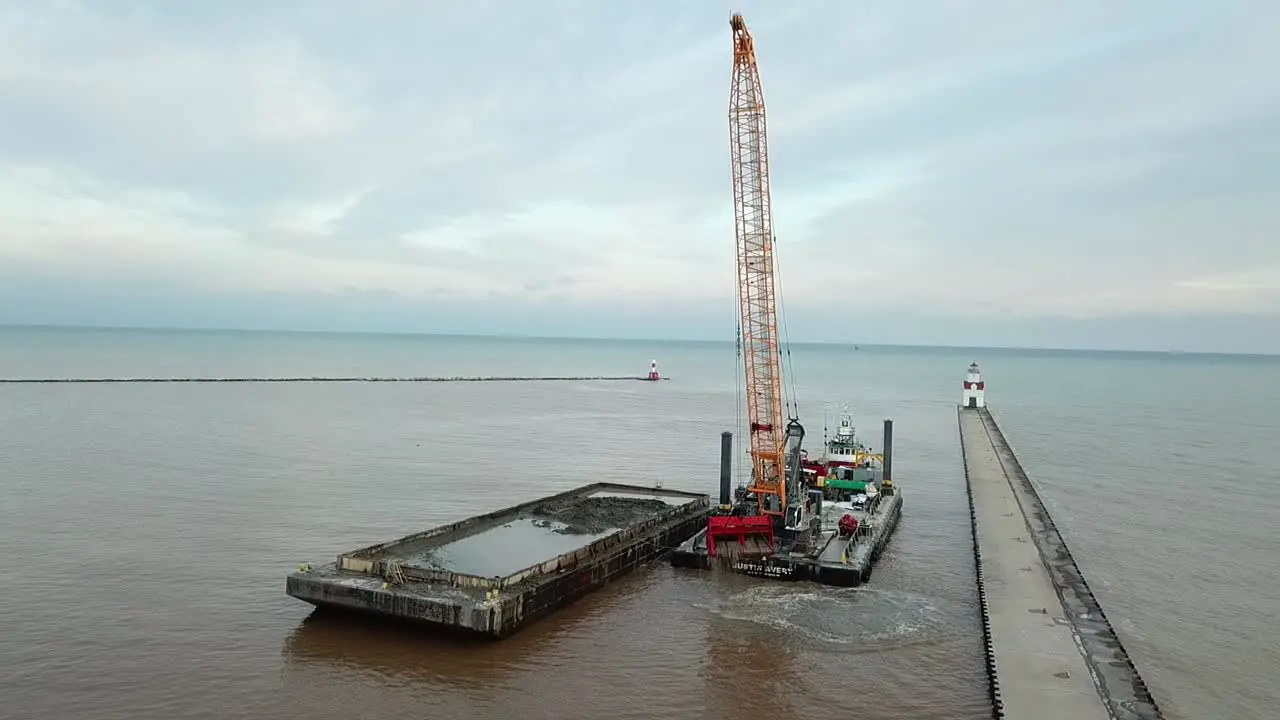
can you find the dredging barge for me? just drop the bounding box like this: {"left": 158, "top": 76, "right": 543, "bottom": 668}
{"left": 670, "top": 416, "right": 903, "bottom": 586}
{"left": 286, "top": 482, "right": 710, "bottom": 638}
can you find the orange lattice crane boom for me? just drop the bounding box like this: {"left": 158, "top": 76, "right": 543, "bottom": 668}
{"left": 729, "top": 13, "right": 788, "bottom": 518}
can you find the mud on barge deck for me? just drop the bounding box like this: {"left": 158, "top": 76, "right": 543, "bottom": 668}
{"left": 286, "top": 482, "right": 711, "bottom": 638}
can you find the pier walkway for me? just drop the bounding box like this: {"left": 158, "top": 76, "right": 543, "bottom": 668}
{"left": 960, "top": 406, "right": 1163, "bottom": 720}
{"left": 960, "top": 406, "right": 1109, "bottom": 718}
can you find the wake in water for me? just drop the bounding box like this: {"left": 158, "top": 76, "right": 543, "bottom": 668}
{"left": 695, "top": 584, "right": 954, "bottom": 653}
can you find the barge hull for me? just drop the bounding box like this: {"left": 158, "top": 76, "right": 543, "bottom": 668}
{"left": 286, "top": 482, "right": 711, "bottom": 638}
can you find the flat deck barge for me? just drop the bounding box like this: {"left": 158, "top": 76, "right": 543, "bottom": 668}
{"left": 670, "top": 421, "right": 903, "bottom": 586}
{"left": 960, "top": 398, "right": 1163, "bottom": 718}
{"left": 286, "top": 482, "right": 711, "bottom": 638}
{"left": 670, "top": 491, "right": 902, "bottom": 585}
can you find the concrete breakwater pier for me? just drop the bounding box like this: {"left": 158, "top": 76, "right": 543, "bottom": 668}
{"left": 959, "top": 366, "right": 1163, "bottom": 719}
{"left": 0, "top": 375, "right": 665, "bottom": 383}
{"left": 1, "top": 359, "right": 674, "bottom": 385}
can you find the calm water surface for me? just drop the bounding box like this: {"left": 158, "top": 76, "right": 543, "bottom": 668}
{"left": 0, "top": 328, "right": 1276, "bottom": 720}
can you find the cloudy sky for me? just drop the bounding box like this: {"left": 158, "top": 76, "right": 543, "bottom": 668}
{"left": 1, "top": 1, "right": 1277, "bottom": 352}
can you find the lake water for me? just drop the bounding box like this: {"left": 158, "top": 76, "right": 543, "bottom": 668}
{"left": 1, "top": 326, "right": 1275, "bottom": 720}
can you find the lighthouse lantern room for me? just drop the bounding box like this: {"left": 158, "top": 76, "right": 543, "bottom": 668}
{"left": 962, "top": 362, "right": 986, "bottom": 408}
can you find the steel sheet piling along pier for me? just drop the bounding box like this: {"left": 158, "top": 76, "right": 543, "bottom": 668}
{"left": 286, "top": 483, "right": 711, "bottom": 639}
{"left": 959, "top": 405, "right": 1164, "bottom": 720}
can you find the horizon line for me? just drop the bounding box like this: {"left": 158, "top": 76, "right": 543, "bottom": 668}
{"left": 2, "top": 322, "right": 1276, "bottom": 360}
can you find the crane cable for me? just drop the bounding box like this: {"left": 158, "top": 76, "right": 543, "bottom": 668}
{"left": 733, "top": 306, "right": 746, "bottom": 490}
{"left": 773, "top": 232, "right": 800, "bottom": 421}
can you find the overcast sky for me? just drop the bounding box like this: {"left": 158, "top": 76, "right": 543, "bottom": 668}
{"left": 1, "top": 1, "right": 1277, "bottom": 352}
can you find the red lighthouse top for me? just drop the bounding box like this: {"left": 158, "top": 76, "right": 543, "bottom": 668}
{"left": 964, "top": 362, "right": 984, "bottom": 391}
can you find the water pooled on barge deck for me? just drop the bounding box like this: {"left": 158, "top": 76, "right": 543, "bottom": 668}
{"left": 372, "top": 495, "right": 673, "bottom": 579}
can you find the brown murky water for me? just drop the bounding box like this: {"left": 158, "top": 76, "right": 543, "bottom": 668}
{"left": 0, "top": 380, "right": 990, "bottom": 720}
{"left": 3, "top": 331, "right": 1278, "bottom": 720}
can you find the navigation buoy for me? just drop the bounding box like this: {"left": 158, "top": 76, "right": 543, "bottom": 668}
{"left": 647, "top": 359, "right": 661, "bottom": 381}
{"left": 962, "top": 362, "right": 986, "bottom": 408}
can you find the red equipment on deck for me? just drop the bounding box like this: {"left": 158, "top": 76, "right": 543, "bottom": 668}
{"left": 706, "top": 515, "right": 776, "bottom": 558}
{"left": 837, "top": 514, "right": 859, "bottom": 538}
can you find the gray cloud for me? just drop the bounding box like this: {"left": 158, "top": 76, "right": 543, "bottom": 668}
{"left": 0, "top": 0, "right": 1277, "bottom": 351}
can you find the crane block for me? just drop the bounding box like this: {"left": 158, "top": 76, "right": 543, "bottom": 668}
{"left": 706, "top": 515, "right": 776, "bottom": 558}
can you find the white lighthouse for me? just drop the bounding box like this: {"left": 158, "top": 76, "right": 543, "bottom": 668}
{"left": 647, "top": 359, "right": 661, "bottom": 381}
{"left": 962, "top": 362, "right": 986, "bottom": 408}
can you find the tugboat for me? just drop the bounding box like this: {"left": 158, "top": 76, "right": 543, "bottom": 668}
{"left": 802, "top": 407, "right": 883, "bottom": 472}
{"left": 799, "top": 407, "right": 887, "bottom": 509}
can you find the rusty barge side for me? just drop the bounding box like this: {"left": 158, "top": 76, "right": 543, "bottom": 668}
{"left": 285, "top": 482, "right": 711, "bottom": 638}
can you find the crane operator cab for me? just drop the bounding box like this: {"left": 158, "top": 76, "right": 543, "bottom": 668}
{"left": 784, "top": 488, "right": 822, "bottom": 529}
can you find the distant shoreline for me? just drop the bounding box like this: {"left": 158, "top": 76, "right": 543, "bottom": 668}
{"left": 0, "top": 322, "right": 1275, "bottom": 359}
